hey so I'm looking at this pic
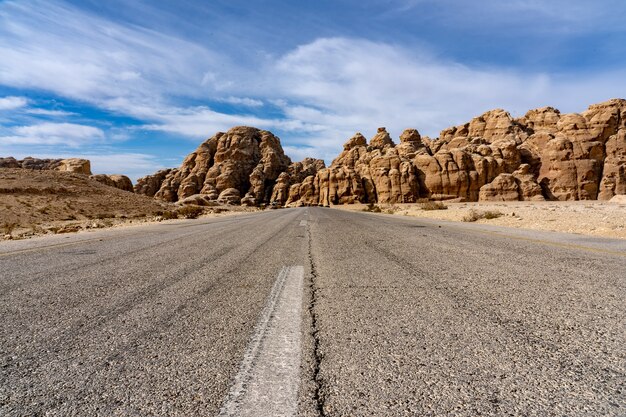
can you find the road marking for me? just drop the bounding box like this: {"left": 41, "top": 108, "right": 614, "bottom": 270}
{"left": 219, "top": 266, "right": 304, "bottom": 417}
{"left": 299, "top": 220, "right": 308, "bottom": 226}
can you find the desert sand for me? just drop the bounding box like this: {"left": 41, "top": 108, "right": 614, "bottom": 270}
{"left": 335, "top": 199, "right": 626, "bottom": 239}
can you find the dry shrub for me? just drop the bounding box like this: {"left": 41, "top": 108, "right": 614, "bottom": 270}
{"left": 483, "top": 210, "right": 504, "bottom": 219}
{"left": 161, "top": 210, "right": 178, "bottom": 220}
{"left": 2, "top": 222, "right": 17, "bottom": 235}
{"left": 363, "top": 203, "right": 382, "bottom": 213}
{"left": 463, "top": 209, "right": 503, "bottom": 222}
{"left": 384, "top": 205, "right": 400, "bottom": 214}
{"left": 176, "top": 205, "right": 204, "bottom": 219}
{"left": 421, "top": 201, "right": 447, "bottom": 211}
{"left": 30, "top": 224, "right": 45, "bottom": 234}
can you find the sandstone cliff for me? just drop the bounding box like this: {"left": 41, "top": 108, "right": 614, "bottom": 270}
{"left": 135, "top": 126, "right": 325, "bottom": 206}
{"left": 135, "top": 99, "right": 626, "bottom": 205}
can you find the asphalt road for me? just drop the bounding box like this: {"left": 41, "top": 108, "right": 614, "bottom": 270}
{"left": 0, "top": 207, "right": 624, "bottom": 416}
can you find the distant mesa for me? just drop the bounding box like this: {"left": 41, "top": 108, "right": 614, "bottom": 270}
{"left": 3, "top": 99, "right": 625, "bottom": 205}
{"left": 0, "top": 156, "right": 133, "bottom": 193}
{"left": 0, "top": 156, "right": 92, "bottom": 175}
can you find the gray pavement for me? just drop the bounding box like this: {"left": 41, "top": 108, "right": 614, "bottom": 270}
{"left": 0, "top": 207, "right": 624, "bottom": 416}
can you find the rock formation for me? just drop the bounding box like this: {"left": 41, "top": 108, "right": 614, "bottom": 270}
{"left": 135, "top": 126, "right": 299, "bottom": 205}
{"left": 0, "top": 157, "right": 92, "bottom": 175}
{"left": 90, "top": 174, "right": 134, "bottom": 192}
{"left": 280, "top": 99, "right": 626, "bottom": 205}
{"left": 0, "top": 157, "right": 137, "bottom": 192}
{"left": 134, "top": 99, "right": 626, "bottom": 206}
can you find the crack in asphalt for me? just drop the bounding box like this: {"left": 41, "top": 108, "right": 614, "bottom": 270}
{"left": 306, "top": 212, "right": 327, "bottom": 417}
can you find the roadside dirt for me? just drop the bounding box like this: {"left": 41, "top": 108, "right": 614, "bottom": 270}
{"left": 0, "top": 168, "right": 258, "bottom": 240}
{"left": 335, "top": 200, "right": 626, "bottom": 239}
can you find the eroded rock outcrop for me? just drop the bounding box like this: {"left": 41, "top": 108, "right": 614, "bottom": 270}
{"left": 136, "top": 126, "right": 292, "bottom": 204}
{"left": 90, "top": 174, "right": 134, "bottom": 193}
{"left": 136, "top": 99, "right": 626, "bottom": 206}
{"left": 0, "top": 157, "right": 92, "bottom": 175}
{"left": 281, "top": 100, "right": 626, "bottom": 205}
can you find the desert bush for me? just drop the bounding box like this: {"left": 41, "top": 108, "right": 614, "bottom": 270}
{"left": 161, "top": 210, "right": 178, "bottom": 220}
{"left": 176, "top": 205, "right": 204, "bottom": 219}
{"left": 483, "top": 210, "right": 504, "bottom": 219}
{"left": 2, "top": 222, "right": 17, "bottom": 235}
{"left": 363, "top": 202, "right": 382, "bottom": 213}
{"left": 462, "top": 209, "right": 480, "bottom": 222}
{"left": 384, "top": 205, "right": 400, "bottom": 214}
{"left": 462, "top": 209, "right": 504, "bottom": 222}
{"left": 30, "top": 224, "right": 45, "bottom": 234}
{"left": 421, "top": 201, "right": 447, "bottom": 211}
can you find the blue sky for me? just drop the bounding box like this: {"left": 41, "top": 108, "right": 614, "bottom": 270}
{"left": 1, "top": 0, "right": 626, "bottom": 180}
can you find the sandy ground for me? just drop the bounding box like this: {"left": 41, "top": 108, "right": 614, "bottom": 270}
{"left": 335, "top": 200, "right": 626, "bottom": 239}
{"left": 1, "top": 206, "right": 262, "bottom": 241}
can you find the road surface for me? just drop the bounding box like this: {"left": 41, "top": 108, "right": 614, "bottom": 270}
{"left": 1, "top": 207, "right": 624, "bottom": 416}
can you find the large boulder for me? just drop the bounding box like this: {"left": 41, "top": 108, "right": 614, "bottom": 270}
{"left": 56, "top": 158, "right": 92, "bottom": 175}
{"left": 90, "top": 174, "right": 133, "bottom": 192}
{"left": 218, "top": 188, "right": 241, "bottom": 205}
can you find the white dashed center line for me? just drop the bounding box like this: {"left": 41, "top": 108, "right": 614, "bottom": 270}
{"left": 218, "top": 266, "right": 305, "bottom": 417}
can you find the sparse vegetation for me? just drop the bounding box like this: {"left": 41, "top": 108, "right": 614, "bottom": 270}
{"left": 483, "top": 210, "right": 504, "bottom": 219}
{"left": 176, "top": 205, "right": 204, "bottom": 219}
{"left": 2, "top": 222, "right": 17, "bottom": 235}
{"left": 160, "top": 210, "right": 178, "bottom": 220}
{"left": 421, "top": 201, "right": 448, "bottom": 211}
{"left": 384, "top": 205, "right": 399, "bottom": 214}
{"left": 363, "top": 202, "right": 382, "bottom": 213}
{"left": 462, "top": 209, "right": 504, "bottom": 222}
{"left": 30, "top": 224, "right": 44, "bottom": 234}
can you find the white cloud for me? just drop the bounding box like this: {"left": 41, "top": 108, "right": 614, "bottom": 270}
{"left": 388, "top": 0, "right": 626, "bottom": 30}
{"left": 0, "top": 122, "right": 105, "bottom": 147}
{"left": 0, "top": 1, "right": 625, "bottom": 170}
{"left": 0, "top": 96, "right": 28, "bottom": 110}
{"left": 86, "top": 153, "right": 165, "bottom": 181}
{"left": 261, "top": 37, "right": 625, "bottom": 159}
{"left": 26, "top": 108, "right": 77, "bottom": 117}
{"left": 217, "top": 96, "right": 264, "bottom": 107}
{"left": 0, "top": 1, "right": 224, "bottom": 104}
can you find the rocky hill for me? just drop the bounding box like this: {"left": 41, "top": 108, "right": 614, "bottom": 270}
{"left": 136, "top": 99, "right": 625, "bottom": 206}
{"left": 134, "top": 126, "right": 326, "bottom": 206}
{"left": 0, "top": 157, "right": 134, "bottom": 193}
{"left": 0, "top": 168, "right": 167, "bottom": 229}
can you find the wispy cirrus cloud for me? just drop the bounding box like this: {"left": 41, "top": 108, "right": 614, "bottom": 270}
{"left": 0, "top": 96, "right": 29, "bottom": 110}
{"left": 217, "top": 97, "right": 264, "bottom": 107}
{"left": 1, "top": 0, "right": 625, "bottom": 178}
{"left": 25, "top": 108, "right": 77, "bottom": 117}
{"left": 0, "top": 122, "right": 105, "bottom": 147}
